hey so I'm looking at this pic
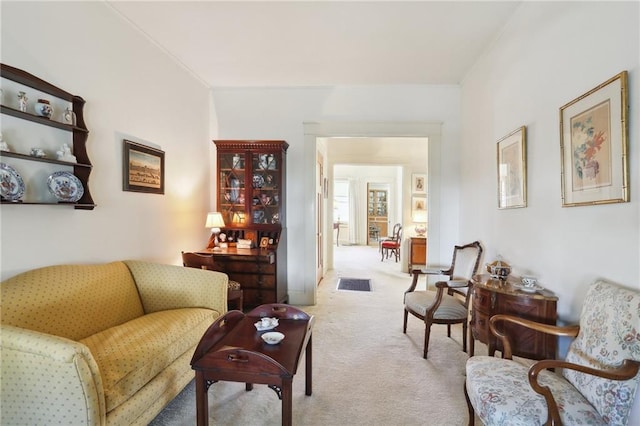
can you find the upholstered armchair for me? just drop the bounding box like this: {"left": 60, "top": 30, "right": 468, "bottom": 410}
{"left": 403, "top": 241, "right": 483, "bottom": 358}
{"left": 465, "top": 280, "right": 640, "bottom": 425}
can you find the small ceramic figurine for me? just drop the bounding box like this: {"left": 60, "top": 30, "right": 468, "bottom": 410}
{"left": 18, "top": 91, "right": 28, "bottom": 112}
{"left": 63, "top": 107, "right": 76, "bottom": 125}
{"left": 56, "top": 143, "right": 77, "bottom": 163}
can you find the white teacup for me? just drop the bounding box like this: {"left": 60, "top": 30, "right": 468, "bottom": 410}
{"left": 521, "top": 276, "right": 537, "bottom": 287}
{"left": 261, "top": 317, "right": 277, "bottom": 328}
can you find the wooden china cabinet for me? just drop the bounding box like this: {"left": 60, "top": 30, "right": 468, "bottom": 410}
{"left": 205, "top": 140, "right": 288, "bottom": 310}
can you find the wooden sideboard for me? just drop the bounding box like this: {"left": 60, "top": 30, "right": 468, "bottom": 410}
{"left": 408, "top": 236, "right": 427, "bottom": 272}
{"left": 197, "top": 247, "right": 287, "bottom": 310}
{"left": 469, "top": 274, "right": 558, "bottom": 360}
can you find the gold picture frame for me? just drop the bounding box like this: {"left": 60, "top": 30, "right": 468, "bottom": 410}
{"left": 497, "top": 126, "right": 527, "bottom": 209}
{"left": 259, "top": 237, "right": 269, "bottom": 248}
{"left": 560, "top": 71, "right": 629, "bottom": 207}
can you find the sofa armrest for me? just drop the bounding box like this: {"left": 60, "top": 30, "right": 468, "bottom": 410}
{"left": 124, "top": 260, "right": 228, "bottom": 315}
{"left": 0, "top": 324, "right": 105, "bottom": 425}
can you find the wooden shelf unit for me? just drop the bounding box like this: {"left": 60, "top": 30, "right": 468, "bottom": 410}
{"left": 0, "top": 63, "right": 94, "bottom": 209}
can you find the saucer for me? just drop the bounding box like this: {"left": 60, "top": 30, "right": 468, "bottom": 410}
{"left": 512, "top": 282, "right": 543, "bottom": 293}
{"left": 254, "top": 318, "right": 279, "bottom": 331}
{"left": 261, "top": 331, "right": 284, "bottom": 345}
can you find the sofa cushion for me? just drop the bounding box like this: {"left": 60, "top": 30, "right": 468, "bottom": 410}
{"left": 80, "top": 307, "right": 216, "bottom": 412}
{"left": 1, "top": 262, "right": 144, "bottom": 341}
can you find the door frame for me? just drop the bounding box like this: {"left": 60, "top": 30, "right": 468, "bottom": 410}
{"left": 295, "top": 121, "right": 442, "bottom": 306}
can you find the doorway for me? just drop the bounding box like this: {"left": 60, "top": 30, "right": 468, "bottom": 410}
{"left": 301, "top": 121, "right": 442, "bottom": 307}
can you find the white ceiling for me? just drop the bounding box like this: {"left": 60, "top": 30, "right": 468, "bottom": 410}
{"left": 107, "top": 1, "right": 522, "bottom": 87}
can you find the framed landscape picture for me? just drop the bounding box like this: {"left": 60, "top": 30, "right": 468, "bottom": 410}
{"left": 497, "top": 126, "right": 527, "bottom": 209}
{"left": 560, "top": 71, "right": 629, "bottom": 207}
{"left": 123, "top": 140, "right": 165, "bottom": 194}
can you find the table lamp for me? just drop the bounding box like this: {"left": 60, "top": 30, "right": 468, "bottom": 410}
{"left": 205, "top": 212, "right": 226, "bottom": 250}
{"left": 412, "top": 210, "right": 427, "bottom": 236}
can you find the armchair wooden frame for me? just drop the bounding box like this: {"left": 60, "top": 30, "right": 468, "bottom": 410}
{"left": 403, "top": 241, "right": 483, "bottom": 358}
{"left": 181, "top": 251, "right": 244, "bottom": 312}
{"left": 380, "top": 226, "right": 403, "bottom": 262}
{"left": 465, "top": 314, "right": 640, "bottom": 426}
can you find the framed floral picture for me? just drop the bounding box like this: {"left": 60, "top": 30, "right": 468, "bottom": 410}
{"left": 560, "top": 71, "right": 629, "bottom": 207}
{"left": 497, "top": 126, "right": 527, "bottom": 209}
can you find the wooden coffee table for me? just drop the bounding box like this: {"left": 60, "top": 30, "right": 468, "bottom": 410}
{"left": 191, "top": 304, "right": 314, "bottom": 426}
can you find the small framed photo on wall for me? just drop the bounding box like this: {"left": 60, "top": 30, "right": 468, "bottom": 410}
{"left": 412, "top": 174, "right": 426, "bottom": 194}
{"left": 259, "top": 237, "right": 270, "bottom": 248}
{"left": 497, "top": 126, "right": 527, "bottom": 209}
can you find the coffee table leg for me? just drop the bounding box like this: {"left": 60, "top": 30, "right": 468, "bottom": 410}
{"left": 195, "top": 372, "right": 209, "bottom": 426}
{"left": 281, "top": 378, "right": 293, "bottom": 426}
{"left": 305, "top": 335, "right": 312, "bottom": 396}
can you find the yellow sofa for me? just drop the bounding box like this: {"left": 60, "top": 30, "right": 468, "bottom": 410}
{"left": 0, "top": 260, "right": 228, "bottom": 425}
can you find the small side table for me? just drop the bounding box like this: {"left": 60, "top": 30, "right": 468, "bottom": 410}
{"left": 469, "top": 274, "right": 558, "bottom": 360}
{"left": 408, "top": 236, "right": 427, "bottom": 273}
{"left": 191, "top": 304, "right": 314, "bottom": 426}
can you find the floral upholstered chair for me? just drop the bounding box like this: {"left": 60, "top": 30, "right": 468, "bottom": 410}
{"left": 465, "top": 280, "right": 640, "bottom": 425}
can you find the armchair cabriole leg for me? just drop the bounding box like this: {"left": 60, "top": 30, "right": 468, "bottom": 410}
{"left": 464, "top": 380, "right": 475, "bottom": 426}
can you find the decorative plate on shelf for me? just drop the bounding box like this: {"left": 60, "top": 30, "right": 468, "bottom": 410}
{"left": 47, "top": 171, "right": 84, "bottom": 202}
{"left": 0, "top": 162, "right": 25, "bottom": 201}
{"left": 252, "top": 174, "right": 265, "bottom": 188}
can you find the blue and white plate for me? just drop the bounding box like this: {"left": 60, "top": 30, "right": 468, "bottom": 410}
{"left": 0, "top": 162, "right": 25, "bottom": 201}
{"left": 252, "top": 174, "right": 265, "bottom": 188}
{"left": 47, "top": 171, "right": 84, "bottom": 202}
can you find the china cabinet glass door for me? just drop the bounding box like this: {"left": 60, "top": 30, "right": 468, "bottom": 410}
{"left": 250, "top": 152, "right": 281, "bottom": 225}
{"left": 219, "top": 152, "right": 246, "bottom": 226}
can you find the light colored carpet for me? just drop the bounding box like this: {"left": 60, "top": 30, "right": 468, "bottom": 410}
{"left": 150, "top": 245, "right": 479, "bottom": 425}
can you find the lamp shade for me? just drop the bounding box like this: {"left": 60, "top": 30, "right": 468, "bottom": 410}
{"left": 412, "top": 210, "right": 427, "bottom": 223}
{"left": 205, "top": 212, "right": 225, "bottom": 229}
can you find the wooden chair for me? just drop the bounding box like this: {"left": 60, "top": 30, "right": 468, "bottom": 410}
{"left": 380, "top": 226, "right": 403, "bottom": 262}
{"left": 379, "top": 222, "right": 402, "bottom": 252}
{"left": 465, "top": 280, "right": 640, "bottom": 426}
{"left": 181, "top": 251, "right": 243, "bottom": 312}
{"left": 403, "top": 241, "right": 482, "bottom": 358}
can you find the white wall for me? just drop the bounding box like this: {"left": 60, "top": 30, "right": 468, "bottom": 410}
{"left": 211, "top": 86, "right": 461, "bottom": 304}
{"left": 1, "top": 2, "right": 211, "bottom": 279}
{"left": 460, "top": 1, "right": 639, "bottom": 320}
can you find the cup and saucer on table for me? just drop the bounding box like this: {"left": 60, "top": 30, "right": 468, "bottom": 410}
{"left": 254, "top": 317, "right": 279, "bottom": 331}
{"left": 254, "top": 317, "right": 284, "bottom": 344}
{"left": 512, "top": 276, "right": 544, "bottom": 293}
